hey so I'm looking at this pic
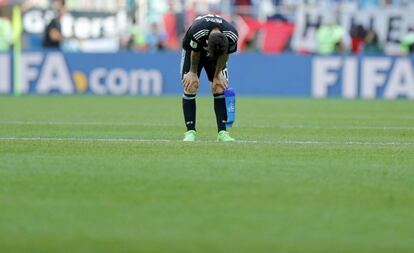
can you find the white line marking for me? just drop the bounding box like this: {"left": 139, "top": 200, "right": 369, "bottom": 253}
{"left": 0, "top": 137, "right": 413, "bottom": 146}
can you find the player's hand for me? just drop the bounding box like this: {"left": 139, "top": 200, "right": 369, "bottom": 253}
{"left": 183, "top": 72, "right": 200, "bottom": 93}
{"left": 213, "top": 73, "right": 228, "bottom": 91}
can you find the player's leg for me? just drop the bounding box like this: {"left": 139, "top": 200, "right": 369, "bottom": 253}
{"left": 205, "top": 63, "right": 235, "bottom": 141}
{"left": 180, "top": 49, "right": 202, "bottom": 141}
{"left": 212, "top": 78, "right": 227, "bottom": 133}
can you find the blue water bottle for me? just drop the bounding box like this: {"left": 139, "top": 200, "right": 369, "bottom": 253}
{"left": 224, "top": 88, "right": 236, "bottom": 128}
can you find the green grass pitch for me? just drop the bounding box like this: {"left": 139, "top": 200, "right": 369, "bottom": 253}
{"left": 1, "top": 96, "right": 414, "bottom": 252}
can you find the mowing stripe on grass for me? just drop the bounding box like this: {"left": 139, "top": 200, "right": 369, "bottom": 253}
{"left": 1, "top": 120, "right": 414, "bottom": 131}
{"left": 279, "top": 125, "right": 414, "bottom": 131}
{"left": 0, "top": 120, "right": 169, "bottom": 127}
{"left": 1, "top": 137, "right": 414, "bottom": 146}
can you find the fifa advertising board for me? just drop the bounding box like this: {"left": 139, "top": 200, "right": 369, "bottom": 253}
{"left": 0, "top": 52, "right": 167, "bottom": 95}
{"left": 0, "top": 52, "right": 414, "bottom": 99}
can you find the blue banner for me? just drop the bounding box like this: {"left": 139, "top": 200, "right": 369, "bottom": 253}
{"left": 1, "top": 51, "right": 413, "bottom": 98}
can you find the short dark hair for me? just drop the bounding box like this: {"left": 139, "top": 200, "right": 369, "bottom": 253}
{"left": 207, "top": 32, "right": 229, "bottom": 59}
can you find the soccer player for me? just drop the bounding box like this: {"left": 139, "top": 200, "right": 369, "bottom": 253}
{"left": 181, "top": 14, "right": 238, "bottom": 142}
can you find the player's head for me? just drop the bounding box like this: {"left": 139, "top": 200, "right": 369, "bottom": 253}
{"left": 55, "top": 0, "right": 66, "bottom": 20}
{"left": 207, "top": 31, "right": 229, "bottom": 59}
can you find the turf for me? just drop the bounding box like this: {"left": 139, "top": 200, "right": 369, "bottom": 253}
{"left": 1, "top": 96, "right": 414, "bottom": 253}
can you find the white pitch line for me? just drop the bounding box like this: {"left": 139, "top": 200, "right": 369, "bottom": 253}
{"left": 0, "top": 137, "right": 413, "bottom": 146}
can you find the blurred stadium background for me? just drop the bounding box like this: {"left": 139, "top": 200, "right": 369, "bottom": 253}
{"left": 0, "top": 0, "right": 414, "bottom": 97}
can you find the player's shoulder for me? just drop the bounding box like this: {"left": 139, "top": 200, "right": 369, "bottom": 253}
{"left": 222, "top": 22, "right": 238, "bottom": 44}
{"left": 188, "top": 16, "right": 211, "bottom": 35}
{"left": 223, "top": 30, "right": 238, "bottom": 45}
{"left": 222, "top": 19, "right": 237, "bottom": 33}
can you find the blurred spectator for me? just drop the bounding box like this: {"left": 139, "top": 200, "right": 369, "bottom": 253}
{"left": 400, "top": 26, "right": 414, "bottom": 54}
{"left": 244, "top": 30, "right": 260, "bottom": 52}
{"left": 233, "top": 0, "right": 255, "bottom": 16}
{"left": 42, "top": 2, "right": 65, "bottom": 49}
{"left": 21, "top": 0, "right": 49, "bottom": 12}
{"left": 0, "top": 12, "right": 12, "bottom": 52}
{"left": 258, "top": 0, "right": 277, "bottom": 21}
{"left": 145, "top": 22, "right": 167, "bottom": 51}
{"left": 184, "top": 1, "right": 198, "bottom": 29}
{"left": 350, "top": 24, "right": 366, "bottom": 54}
{"left": 359, "top": 0, "right": 379, "bottom": 9}
{"left": 316, "top": 16, "right": 346, "bottom": 55}
{"left": 362, "top": 29, "right": 382, "bottom": 54}
{"left": 163, "top": 2, "right": 182, "bottom": 50}
{"left": 126, "top": 17, "right": 146, "bottom": 51}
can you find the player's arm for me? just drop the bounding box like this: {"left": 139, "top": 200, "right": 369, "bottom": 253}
{"left": 46, "top": 20, "right": 64, "bottom": 42}
{"left": 49, "top": 28, "right": 64, "bottom": 42}
{"left": 183, "top": 50, "right": 201, "bottom": 92}
{"left": 213, "top": 53, "right": 229, "bottom": 90}
{"left": 183, "top": 25, "right": 204, "bottom": 92}
{"left": 190, "top": 50, "right": 201, "bottom": 73}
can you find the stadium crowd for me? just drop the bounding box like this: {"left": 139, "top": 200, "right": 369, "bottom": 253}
{"left": 0, "top": 0, "right": 414, "bottom": 54}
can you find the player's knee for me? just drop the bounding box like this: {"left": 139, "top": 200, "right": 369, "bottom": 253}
{"left": 184, "top": 82, "right": 199, "bottom": 94}
{"left": 211, "top": 83, "right": 225, "bottom": 94}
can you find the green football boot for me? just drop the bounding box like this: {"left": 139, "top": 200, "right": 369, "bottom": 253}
{"left": 217, "top": 130, "right": 235, "bottom": 142}
{"left": 183, "top": 130, "right": 197, "bottom": 142}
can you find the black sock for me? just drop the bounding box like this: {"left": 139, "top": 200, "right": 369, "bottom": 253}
{"left": 214, "top": 93, "right": 227, "bottom": 132}
{"left": 182, "top": 93, "right": 196, "bottom": 131}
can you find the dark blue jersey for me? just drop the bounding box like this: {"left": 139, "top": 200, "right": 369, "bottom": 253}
{"left": 43, "top": 18, "right": 61, "bottom": 48}
{"left": 182, "top": 15, "right": 238, "bottom": 54}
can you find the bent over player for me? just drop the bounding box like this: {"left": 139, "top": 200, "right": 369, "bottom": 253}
{"left": 181, "top": 14, "right": 238, "bottom": 142}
